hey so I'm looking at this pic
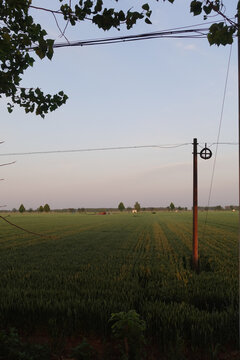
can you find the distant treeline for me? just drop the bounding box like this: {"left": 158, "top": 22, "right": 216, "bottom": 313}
{"left": 1, "top": 205, "right": 239, "bottom": 213}
{"left": 198, "top": 205, "right": 239, "bottom": 211}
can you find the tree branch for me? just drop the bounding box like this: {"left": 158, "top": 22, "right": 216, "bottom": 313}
{"left": 29, "top": 5, "right": 92, "bottom": 21}
{"left": 29, "top": 5, "right": 62, "bottom": 15}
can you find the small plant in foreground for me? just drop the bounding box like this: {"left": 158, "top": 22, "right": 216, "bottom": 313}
{"left": 71, "top": 338, "right": 96, "bottom": 360}
{"left": 0, "top": 328, "right": 50, "bottom": 360}
{"left": 109, "top": 310, "right": 146, "bottom": 360}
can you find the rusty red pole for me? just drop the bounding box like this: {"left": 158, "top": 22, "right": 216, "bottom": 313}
{"left": 238, "top": 11, "right": 240, "bottom": 348}
{"left": 193, "top": 138, "right": 198, "bottom": 271}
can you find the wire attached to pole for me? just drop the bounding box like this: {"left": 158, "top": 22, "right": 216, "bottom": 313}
{"left": 202, "top": 44, "right": 233, "bottom": 241}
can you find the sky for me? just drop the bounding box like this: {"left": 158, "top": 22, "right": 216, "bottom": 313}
{"left": 0, "top": 0, "right": 239, "bottom": 210}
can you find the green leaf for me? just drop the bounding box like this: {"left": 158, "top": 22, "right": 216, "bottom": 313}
{"left": 208, "top": 23, "right": 235, "bottom": 46}
{"left": 142, "top": 3, "right": 149, "bottom": 11}
{"left": 203, "top": 4, "right": 212, "bottom": 15}
{"left": 35, "top": 47, "right": 45, "bottom": 59}
{"left": 145, "top": 18, "right": 152, "bottom": 24}
{"left": 94, "top": 0, "right": 103, "bottom": 13}
{"left": 118, "top": 10, "right": 125, "bottom": 21}
{"left": 7, "top": 103, "right": 13, "bottom": 113}
{"left": 190, "top": 0, "right": 202, "bottom": 16}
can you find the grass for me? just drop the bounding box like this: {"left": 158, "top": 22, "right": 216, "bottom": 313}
{"left": 0, "top": 210, "right": 238, "bottom": 352}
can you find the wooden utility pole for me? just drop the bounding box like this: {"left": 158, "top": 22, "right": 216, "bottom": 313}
{"left": 238, "top": 10, "right": 240, "bottom": 349}
{"left": 192, "top": 138, "right": 198, "bottom": 271}
{"left": 192, "top": 140, "right": 212, "bottom": 272}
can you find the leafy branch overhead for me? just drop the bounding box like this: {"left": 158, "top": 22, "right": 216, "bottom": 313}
{"left": 0, "top": 0, "right": 238, "bottom": 117}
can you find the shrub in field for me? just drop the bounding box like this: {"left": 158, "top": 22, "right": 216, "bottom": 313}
{"left": 0, "top": 328, "right": 50, "bottom": 360}
{"left": 166, "top": 332, "right": 186, "bottom": 360}
{"left": 134, "top": 202, "right": 141, "bottom": 212}
{"left": 48, "top": 318, "right": 66, "bottom": 355}
{"left": 71, "top": 338, "right": 96, "bottom": 360}
{"left": 198, "top": 256, "right": 214, "bottom": 273}
{"left": 109, "top": 310, "right": 146, "bottom": 360}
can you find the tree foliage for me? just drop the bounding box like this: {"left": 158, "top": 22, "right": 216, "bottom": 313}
{"left": 18, "top": 204, "right": 25, "bottom": 213}
{"left": 118, "top": 202, "right": 125, "bottom": 212}
{"left": 38, "top": 205, "right": 44, "bottom": 212}
{"left": 169, "top": 202, "right": 175, "bottom": 211}
{"left": 0, "top": 1, "right": 238, "bottom": 117}
{"left": 0, "top": 0, "right": 152, "bottom": 117}
{"left": 188, "top": 0, "right": 237, "bottom": 46}
{"left": 43, "top": 203, "right": 50, "bottom": 212}
{"left": 134, "top": 201, "right": 141, "bottom": 212}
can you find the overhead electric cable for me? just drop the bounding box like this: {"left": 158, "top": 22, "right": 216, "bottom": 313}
{"left": 0, "top": 142, "right": 237, "bottom": 158}
{"left": 202, "top": 44, "right": 233, "bottom": 240}
{"left": 49, "top": 28, "right": 209, "bottom": 49}
{"left": 28, "top": 26, "right": 214, "bottom": 52}
{"left": 0, "top": 215, "right": 54, "bottom": 239}
{"left": 209, "top": 142, "right": 238, "bottom": 146}
{"left": 0, "top": 143, "right": 192, "bottom": 157}
{"left": 0, "top": 161, "right": 16, "bottom": 166}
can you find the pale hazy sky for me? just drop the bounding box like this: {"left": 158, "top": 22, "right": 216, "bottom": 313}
{"left": 0, "top": 1, "right": 238, "bottom": 209}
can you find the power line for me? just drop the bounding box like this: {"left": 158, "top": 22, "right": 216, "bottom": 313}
{"left": 0, "top": 161, "right": 16, "bottom": 166}
{"left": 0, "top": 142, "right": 237, "bottom": 157}
{"left": 28, "top": 26, "right": 215, "bottom": 52}
{"left": 0, "top": 215, "right": 54, "bottom": 239}
{"left": 0, "top": 143, "right": 192, "bottom": 157}
{"left": 49, "top": 28, "right": 209, "bottom": 49}
{"left": 43, "top": 17, "right": 236, "bottom": 50}
{"left": 202, "top": 44, "right": 233, "bottom": 240}
{"left": 209, "top": 142, "right": 238, "bottom": 146}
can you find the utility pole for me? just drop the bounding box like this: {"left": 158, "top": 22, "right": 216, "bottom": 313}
{"left": 192, "top": 138, "right": 198, "bottom": 271}
{"left": 192, "top": 138, "right": 212, "bottom": 272}
{"left": 238, "top": 9, "right": 240, "bottom": 349}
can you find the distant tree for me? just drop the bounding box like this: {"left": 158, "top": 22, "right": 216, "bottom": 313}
{"left": 43, "top": 204, "right": 50, "bottom": 212}
{"left": 19, "top": 204, "right": 25, "bottom": 213}
{"left": 118, "top": 202, "right": 125, "bottom": 212}
{"left": 12, "top": 208, "right": 17, "bottom": 213}
{"left": 38, "top": 205, "right": 44, "bottom": 212}
{"left": 28, "top": 208, "right": 33, "bottom": 212}
{"left": 169, "top": 202, "right": 175, "bottom": 211}
{"left": 134, "top": 202, "right": 141, "bottom": 212}
{"left": 68, "top": 208, "right": 76, "bottom": 213}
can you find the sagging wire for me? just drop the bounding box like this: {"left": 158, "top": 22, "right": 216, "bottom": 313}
{"left": 0, "top": 143, "right": 192, "bottom": 157}
{"left": 0, "top": 215, "right": 55, "bottom": 239}
{"left": 201, "top": 44, "right": 233, "bottom": 241}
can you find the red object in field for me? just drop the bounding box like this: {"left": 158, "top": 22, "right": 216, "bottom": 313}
{"left": 99, "top": 212, "right": 106, "bottom": 215}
